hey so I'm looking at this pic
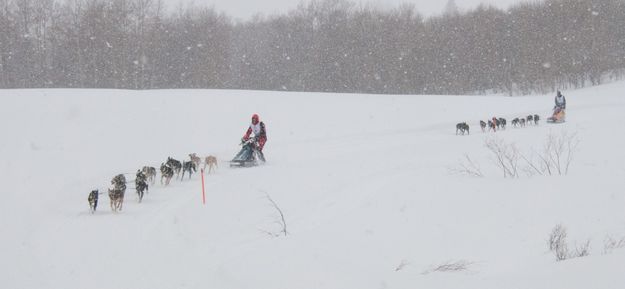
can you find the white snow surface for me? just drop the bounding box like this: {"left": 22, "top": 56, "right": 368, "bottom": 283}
{"left": 1, "top": 83, "right": 625, "bottom": 289}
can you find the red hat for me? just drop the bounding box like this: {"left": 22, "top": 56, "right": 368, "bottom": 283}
{"left": 252, "top": 114, "right": 259, "bottom": 124}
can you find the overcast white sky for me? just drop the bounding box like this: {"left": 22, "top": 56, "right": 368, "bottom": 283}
{"left": 165, "top": 0, "right": 532, "bottom": 21}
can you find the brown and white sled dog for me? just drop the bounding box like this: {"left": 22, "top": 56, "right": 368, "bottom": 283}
{"left": 109, "top": 174, "right": 126, "bottom": 212}
{"left": 141, "top": 166, "right": 157, "bottom": 184}
{"left": 189, "top": 153, "right": 202, "bottom": 168}
{"left": 204, "top": 155, "right": 218, "bottom": 174}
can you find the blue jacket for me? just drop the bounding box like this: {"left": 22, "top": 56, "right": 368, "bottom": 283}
{"left": 555, "top": 94, "right": 566, "bottom": 109}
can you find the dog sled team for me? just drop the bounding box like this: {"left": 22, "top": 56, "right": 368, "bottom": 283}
{"left": 456, "top": 90, "right": 567, "bottom": 135}
{"left": 88, "top": 113, "right": 268, "bottom": 213}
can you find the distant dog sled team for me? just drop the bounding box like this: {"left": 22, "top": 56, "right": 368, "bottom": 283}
{"left": 87, "top": 113, "right": 269, "bottom": 213}
{"left": 457, "top": 90, "right": 566, "bottom": 135}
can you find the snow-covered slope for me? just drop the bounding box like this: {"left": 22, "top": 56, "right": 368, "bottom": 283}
{"left": 1, "top": 82, "right": 624, "bottom": 289}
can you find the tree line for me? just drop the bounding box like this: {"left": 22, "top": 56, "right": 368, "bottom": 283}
{"left": 1, "top": 0, "right": 624, "bottom": 95}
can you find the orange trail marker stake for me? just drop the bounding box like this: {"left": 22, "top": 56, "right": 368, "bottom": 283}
{"left": 201, "top": 168, "right": 206, "bottom": 205}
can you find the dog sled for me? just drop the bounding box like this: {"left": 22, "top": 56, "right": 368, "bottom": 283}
{"left": 547, "top": 107, "right": 566, "bottom": 123}
{"left": 230, "top": 137, "right": 266, "bottom": 168}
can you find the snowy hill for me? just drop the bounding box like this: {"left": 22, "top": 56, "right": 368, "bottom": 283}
{"left": 1, "top": 83, "right": 625, "bottom": 289}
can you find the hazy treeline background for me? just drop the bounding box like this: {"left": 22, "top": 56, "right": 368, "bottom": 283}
{"left": 1, "top": 0, "right": 624, "bottom": 95}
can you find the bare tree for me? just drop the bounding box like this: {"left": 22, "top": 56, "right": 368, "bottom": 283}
{"left": 485, "top": 138, "right": 519, "bottom": 178}
{"left": 422, "top": 260, "right": 474, "bottom": 274}
{"left": 1, "top": 0, "right": 624, "bottom": 91}
{"left": 542, "top": 130, "right": 580, "bottom": 175}
{"left": 443, "top": 0, "right": 459, "bottom": 16}
{"left": 603, "top": 235, "right": 625, "bottom": 254}
{"left": 573, "top": 239, "right": 591, "bottom": 258}
{"left": 517, "top": 130, "right": 580, "bottom": 177}
{"left": 260, "top": 192, "right": 288, "bottom": 237}
{"left": 394, "top": 259, "right": 409, "bottom": 271}
{"left": 548, "top": 224, "right": 592, "bottom": 261}
{"left": 548, "top": 224, "right": 569, "bottom": 261}
{"left": 450, "top": 154, "right": 484, "bottom": 177}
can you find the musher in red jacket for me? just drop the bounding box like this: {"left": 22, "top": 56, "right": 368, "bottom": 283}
{"left": 242, "top": 114, "right": 267, "bottom": 160}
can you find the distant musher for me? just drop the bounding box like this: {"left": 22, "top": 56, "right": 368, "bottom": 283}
{"left": 548, "top": 90, "right": 566, "bottom": 123}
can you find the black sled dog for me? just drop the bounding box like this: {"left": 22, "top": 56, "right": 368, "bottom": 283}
{"left": 88, "top": 190, "right": 98, "bottom": 213}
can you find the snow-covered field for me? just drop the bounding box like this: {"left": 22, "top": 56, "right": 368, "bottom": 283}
{"left": 1, "top": 82, "right": 624, "bottom": 289}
